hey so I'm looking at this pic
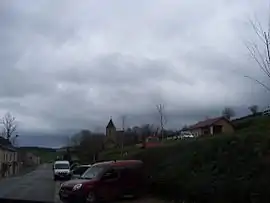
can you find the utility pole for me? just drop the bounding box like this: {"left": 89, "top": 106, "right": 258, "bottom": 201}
{"left": 156, "top": 104, "right": 165, "bottom": 141}
{"left": 121, "top": 115, "right": 126, "bottom": 156}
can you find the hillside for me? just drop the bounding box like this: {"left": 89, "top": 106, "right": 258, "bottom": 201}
{"left": 99, "top": 115, "right": 270, "bottom": 202}
{"left": 17, "top": 134, "right": 68, "bottom": 148}
{"left": 18, "top": 147, "right": 61, "bottom": 163}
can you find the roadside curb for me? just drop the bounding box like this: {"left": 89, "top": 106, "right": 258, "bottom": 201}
{"left": 0, "top": 165, "right": 38, "bottom": 181}
{"left": 54, "top": 181, "right": 63, "bottom": 203}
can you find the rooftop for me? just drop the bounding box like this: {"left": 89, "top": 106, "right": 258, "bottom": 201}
{"left": 189, "top": 116, "right": 229, "bottom": 129}
{"left": 0, "top": 136, "right": 16, "bottom": 152}
{"left": 106, "top": 118, "right": 116, "bottom": 129}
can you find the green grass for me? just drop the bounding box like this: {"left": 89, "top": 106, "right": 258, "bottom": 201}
{"left": 99, "top": 145, "right": 142, "bottom": 161}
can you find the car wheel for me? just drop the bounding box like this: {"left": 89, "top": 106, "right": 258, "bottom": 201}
{"left": 85, "top": 191, "right": 97, "bottom": 203}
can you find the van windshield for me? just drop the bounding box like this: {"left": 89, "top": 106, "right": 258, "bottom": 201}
{"left": 81, "top": 165, "right": 105, "bottom": 179}
{"left": 55, "top": 163, "right": 69, "bottom": 169}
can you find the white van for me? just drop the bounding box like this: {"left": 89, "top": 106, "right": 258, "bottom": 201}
{"left": 53, "top": 160, "right": 71, "bottom": 180}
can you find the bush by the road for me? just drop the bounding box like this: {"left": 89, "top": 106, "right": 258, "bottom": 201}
{"left": 127, "top": 116, "right": 270, "bottom": 202}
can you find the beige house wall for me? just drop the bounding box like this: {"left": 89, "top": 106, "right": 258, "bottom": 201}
{"left": 190, "top": 128, "right": 202, "bottom": 136}
{"left": 214, "top": 119, "right": 235, "bottom": 134}
{"left": 0, "top": 149, "right": 18, "bottom": 177}
{"left": 0, "top": 149, "right": 4, "bottom": 173}
{"left": 190, "top": 119, "right": 234, "bottom": 137}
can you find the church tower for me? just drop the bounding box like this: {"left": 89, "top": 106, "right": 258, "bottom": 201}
{"left": 104, "top": 118, "right": 117, "bottom": 148}
{"left": 106, "top": 118, "right": 116, "bottom": 136}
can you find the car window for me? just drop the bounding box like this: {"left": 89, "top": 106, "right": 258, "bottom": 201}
{"left": 81, "top": 165, "right": 106, "bottom": 179}
{"left": 73, "top": 166, "right": 89, "bottom": 175}
{"left": 54, "top": 163, "right": 69, "bottom": 169}
{"left": 70, "top": 163, "right": 79, "bottom": 170}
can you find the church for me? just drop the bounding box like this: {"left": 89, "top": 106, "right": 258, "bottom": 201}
{"left": 104, "top": 118, "right": 124, "bottom": 149}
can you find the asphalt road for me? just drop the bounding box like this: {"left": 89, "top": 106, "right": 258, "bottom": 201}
{"left": 0, "top": 164, "right": 167, "bottom": 203}
{"left": 0, "top": 163, "right": 58, "bottom": 203}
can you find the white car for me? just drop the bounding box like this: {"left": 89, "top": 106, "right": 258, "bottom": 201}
{"left": 180, "top": 131, "right": 195, "bottom": 139}
{"left": 53, "top": 160, "right": 71, "bottom": 180}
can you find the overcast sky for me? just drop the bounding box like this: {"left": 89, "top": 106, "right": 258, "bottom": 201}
{"left": 0, "top": 0, "right": 269, "bottom": 133}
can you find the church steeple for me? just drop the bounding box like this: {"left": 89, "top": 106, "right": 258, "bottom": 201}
{"left": 106, "top": 117, "right": 116, "bottom": 129}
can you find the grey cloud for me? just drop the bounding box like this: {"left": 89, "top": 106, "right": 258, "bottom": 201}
{"left": 0, "top": 0, "right": 269, "bottom": 135}
{"left": 0, "top": 66, "right": 55, "bottom": 98}
{"left": 57, "top": 54, "right": 192, "bottom": 86}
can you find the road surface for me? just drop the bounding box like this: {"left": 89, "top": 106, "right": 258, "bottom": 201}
{"left": 0, "top": 163, "right": 57, "bottom": 202}
{"left": 0, "top": 164, "right": 167, "bottom": 203}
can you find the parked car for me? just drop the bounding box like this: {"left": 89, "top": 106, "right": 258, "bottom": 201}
{"left": 70, "top": 162, "right": 80, "bottom": 171}
{"left": 71, "top": 164, "right": 92, "bottom": 179}
{"left": 53, "top": 160, "right": 71, "bottom": 181}
{"left": 180, "top": 131, "right": 195, "bottom": 139}
{"left": 59, "top": 160, "right": 148, "bottom": 203}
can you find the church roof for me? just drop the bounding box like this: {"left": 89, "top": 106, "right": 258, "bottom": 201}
{"left": 106, "top": 119, "right": 116, "bottom": 129}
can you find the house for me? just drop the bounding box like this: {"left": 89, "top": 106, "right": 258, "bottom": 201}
{"left": 18, "top": 151, "right": 40, "bottom": 167}
{"left": 104, "top": 118, "right": 124, "bottom": 149}
{"left": 188, "top": 116, "right": 235, "bottom": 137}
{"left": 0, "top": 137, "right": 19, "bottom": 178}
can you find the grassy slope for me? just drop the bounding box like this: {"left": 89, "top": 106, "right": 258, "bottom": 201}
{"left": 100, "top": 116, "right": 270, "bottom": 202}
{"left": 18, "top": 147, "right": 61, "bottom": 163}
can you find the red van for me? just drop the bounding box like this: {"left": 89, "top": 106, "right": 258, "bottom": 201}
{"left": 59, "top": 160, "right": 148, "bottom": 203}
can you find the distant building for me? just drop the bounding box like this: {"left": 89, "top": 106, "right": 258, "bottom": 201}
{"left": 263, "top": 105, "right": 270, "bottom": 116}
{"left": 104, "top": 118, "right": 124, "bottom": 149}
{"left": 0, "top": 137, "right": 19, "bottom": 178}
{"left": 188, "top": 116, "right": 235, "bottom": 137}
{"left": 18, "top": 151, "right": 40, "bottom": 167}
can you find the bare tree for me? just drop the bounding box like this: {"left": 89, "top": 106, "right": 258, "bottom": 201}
{"left": 69, "top": 133, "right": 82, "bottom": 147}
{"left": 1, "top": 112, "right": 17, "bottom": 140}
{"left": 156, "top": 104, "right": 166, "bottom": 140}
{"left": 249, "top": 105, "right": 259, "bottom": 115}
{"left": 222, "top": 107, "right": 235, "bottom": 120}
{"left": 75, "top": 130, "right": 104, "bottom": 163}
{"left": 140, "top": 124, "right": 154, "bottom": 145}
{"left": 10, "top": 134, "right": 19, "bottom": 146}
{"left": 245, "top": 14, "right": 270, "bottom": 91}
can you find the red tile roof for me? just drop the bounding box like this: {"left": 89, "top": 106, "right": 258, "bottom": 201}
{"left": 189, "top": 116, "right": 229, "bottom": 129}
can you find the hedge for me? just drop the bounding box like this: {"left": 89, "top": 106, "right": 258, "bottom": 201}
{"left": 129, "top": 129, "right": 270, "bottom": 202}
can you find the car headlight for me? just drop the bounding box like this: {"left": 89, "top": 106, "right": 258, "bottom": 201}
{"left": 72, "top": 184, "right": 82, "bottom": 191}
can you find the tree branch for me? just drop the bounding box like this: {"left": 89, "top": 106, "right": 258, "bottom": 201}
{"left": 244, "top": 75, "right": 270, "bottom": 92}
